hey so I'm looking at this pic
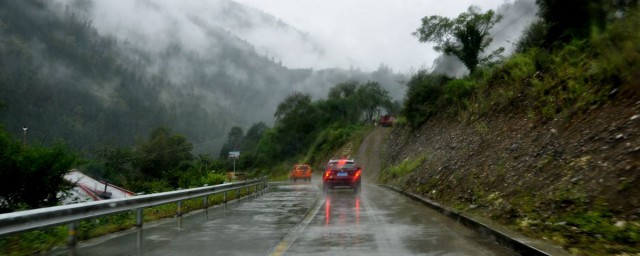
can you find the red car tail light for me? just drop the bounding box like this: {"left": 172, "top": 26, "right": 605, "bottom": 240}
{"left": 353, "top": 169, "right": 361, "bottom": 179}
{"left": 323, "top": 170, "right": 331, "bottom": 180}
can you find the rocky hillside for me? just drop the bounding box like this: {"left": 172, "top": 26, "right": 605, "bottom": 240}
{"left": 381, "top": 96, "right": 640, "bottom": 255}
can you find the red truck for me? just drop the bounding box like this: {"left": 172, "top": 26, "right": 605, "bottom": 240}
{"left": 379, "top": 115, "right": 394, "bottom": 127}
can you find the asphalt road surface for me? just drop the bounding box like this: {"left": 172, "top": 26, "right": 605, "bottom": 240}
{"left": 61, "top": 181, "right": 514, "bottom": 256}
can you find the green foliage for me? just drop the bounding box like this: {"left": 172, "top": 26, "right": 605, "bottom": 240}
{"left": 245, "top": 81, "right": 392, "bottom": 173}
{"left": 590, "top": 6, "right": 640, "bottom": 91}
{"left": 82, "top": 126, "right": 231, "bottom": 193}
{"left": 304, "top": 124, "right": 359, "bottom": 165}
{"left": 274, "top": 92, "right": 314, "bottom": 121}
{"left": 200, "top": 172, "right": 226, "bottom": 186}
{"left": 323, "top": 81, "right": 361, "bottom": 123}
{"left": 443, "top": 79, "right": 476, "bottom": 109}
{"left": 0, "top": 126, "right": 77, "bottom": 210}
{"left": 134, "top": 127, "right": 193, "bottom": 180}
{"left": 413, "top": 6, "right": 504, "bottom": 73}
{"left": 354, "top": 81, "right": 393, "bottom": 122}
{"left": 511, "top": 189, "right": 640, "bottom": 255}
{"left": 500, "top": 53, "right": 537, "bottom": 83}
{"left": 91, "top": 145, "right": 136, "bottom": 186}
{"left": 401, "top": 70, "right": 449, "bottom": 128}
{"left": 273, "top": 92, "right": 319, "bottom": 156}
{"left": 253, "top": 128, "right": 282, "bottom": 166}
{"left": 536, "top": 0, "right": 638, "bottom": 48}
{"left": 219, "top": 126, "right": 244, "bottom": 158}
{"left": 0, "top": 226, "right": 66, "bottom": 256}
{"left": 16, "top": 142, "right": 78, "bottom": 209}
{"left": 267, "top": 162, "right": 296, "bottom": 181}
{"left": 523, "top": 40, "right": 609, "bottom": 120}
{"left": 403, "top": 5, "right": 640, "bottom": 126}
{"left": 242, "top": 122, "right": 268, "bottom": 155}
{"left": 380, "top": 154, "right": 427, "bottom": 182}
{"left": 516, "top": 21, "right": 548, "bottom": 52}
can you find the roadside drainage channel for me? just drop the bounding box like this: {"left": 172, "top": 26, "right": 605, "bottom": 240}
{"left": 379, "top": 184, "right": 571, "bottom": 256}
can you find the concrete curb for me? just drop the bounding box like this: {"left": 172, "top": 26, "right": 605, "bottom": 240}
{"left": 379, "top": 184, "right": 571, "bottom": 256}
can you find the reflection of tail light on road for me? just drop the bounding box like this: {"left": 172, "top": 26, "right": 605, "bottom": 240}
{"left": 355, "top": 197, "right": 360, "bottom": 225}
{"left": 323, "top": 196, "right": 361, "bottom": 226}
{"left": 322, "top": 196, "right": 362, "bottom": 246}
{"left": 324, "top": 197, "right": 331, "bottom": 225}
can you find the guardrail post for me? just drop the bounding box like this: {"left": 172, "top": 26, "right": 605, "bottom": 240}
{"left": 136, "top": 228, "right": 143, "bottom": 252}
{"left": 203, "top": 195, "right": 208, "bottom": 208}
{"left": 136, "top": 208, "right": 143, "bottom": 227}
{"left": 68, "top": 222, "right": 78, "bottom": 248}
{"left": 236, "top": 187, "right": 240, "bottom": 199}
{"left": 176, "top": 201, "right": 182, "bottom": 217}
{"left": 223, "top": 191, "right": 227, "bottom": 203}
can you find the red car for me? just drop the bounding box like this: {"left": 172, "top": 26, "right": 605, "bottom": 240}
{"left": 322, "top": 159, "right": 362, "bottom": 193}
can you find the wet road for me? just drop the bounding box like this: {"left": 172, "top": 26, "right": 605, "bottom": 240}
{"left": 279, "top": 183, "right": 514, "bottom": 256}
{"left": 63, "top": 184, "right": 318, "bottom": 256}
{"left": 64, "top": 181, "right": 514, "bottom": 255}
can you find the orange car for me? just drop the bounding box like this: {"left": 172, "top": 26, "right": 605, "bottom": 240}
{"left": 290, "top": 164, "right": 312, "bottom": 182}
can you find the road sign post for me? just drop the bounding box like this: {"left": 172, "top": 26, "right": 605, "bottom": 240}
{"left": 228, "top": 151, "right": 240, "bottom": 179}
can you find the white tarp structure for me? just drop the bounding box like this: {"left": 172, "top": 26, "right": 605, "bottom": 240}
{"left": 62, "top": 170, "right": 135, "bottom": 204}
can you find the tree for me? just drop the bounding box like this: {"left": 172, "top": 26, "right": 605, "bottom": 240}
{"left": 134, "top": 127, "right": 193, "bottom": 179}
{"left": 274, "top": 92, "right": 313, "bottom": 121}
{"left": 92, "top": 144, "right": 136, "bottom": 185}
{"left": 328, "top": 81, "right": 358, "bottom": 99}
{"left": 274, "top": 92, "right": 318, "bottom": 155}
{"left": 242, "top": 122, "right": 267, "bottom": 153}
{"left": 354, "top": 81, "right": 393, "bottom": 122}
{"left": 219, "top": 126, "right": 244, "bottom": 158}
{"left": 401, "top": 70, "right": 451, "bottom": 128}
{"left": 413, "top": 6, "right": 504, "bottom": 74}
{"left": 16, "top": 142, "right": 77, "bottom": 209}
{"left": 0, "top": 126, "right": 77, "bottom": 211}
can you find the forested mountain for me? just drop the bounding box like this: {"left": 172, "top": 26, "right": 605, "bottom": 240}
{"left": 0, "top": 0, "right": 404, "bottom": 154}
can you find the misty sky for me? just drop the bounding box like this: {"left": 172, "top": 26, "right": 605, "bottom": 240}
{"left": 234, "top": 0, "right": 518, "bottom": 72}
{"left": 61, "top": 0, "right": 536, "bottom": 75}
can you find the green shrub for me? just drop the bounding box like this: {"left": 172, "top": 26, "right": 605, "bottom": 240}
{"left": 200, "top": 173, "right": 226, "bottom": 186}
{"left": 502, "top": 53, "right": 537, "bottom": 85}
{"left": 401, "top": 70, "right": 450, "bottom": 128}
{"left": 591, "top": 6, "right": 640, "bottom": 91}
{"left": 304, "top": 124, "right": 359, "bottom": 165}
{"left": 380, "top": 154, "right": 427, "bottom": 182}
{"left": 443, "top": 79, "right": 476, "bottom": 109}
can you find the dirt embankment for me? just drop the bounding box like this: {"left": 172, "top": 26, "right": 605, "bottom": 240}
{"left": 357, "top": 126, "right": 390, "bottom": 183}
{"left": 382, "top": 99, "right": 640, "bottom": 254}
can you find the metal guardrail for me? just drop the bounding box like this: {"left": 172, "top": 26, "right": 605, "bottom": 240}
{"left": 0, "top": 178, "right": 268, "bottom": 240}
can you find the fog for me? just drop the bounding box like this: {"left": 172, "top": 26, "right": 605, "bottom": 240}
{"left": 234, "top": 0, "right": 524, "bottom": 72}
{"left": 61, "top": 0, "right": 536, "bottom": 74}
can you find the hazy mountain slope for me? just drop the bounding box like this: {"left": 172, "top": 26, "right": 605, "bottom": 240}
{"left": 0, "top": 0, "right": 230, "bottom": 151}
{"left": 0, "top": 0, "right": 404, "bottom": 154}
